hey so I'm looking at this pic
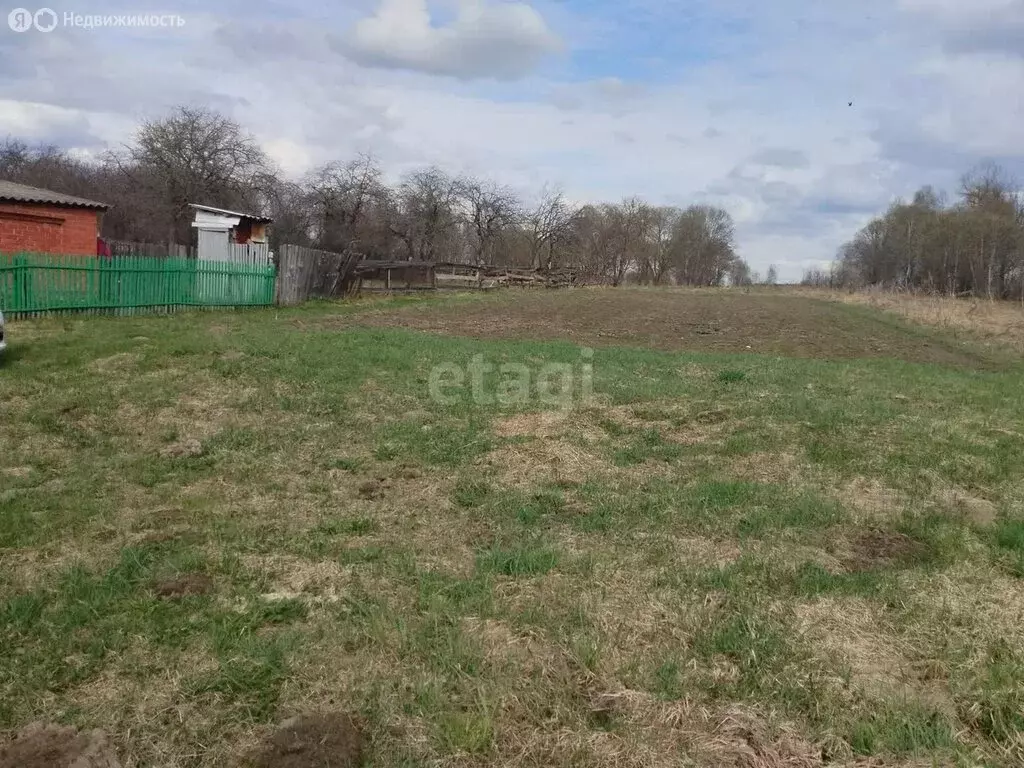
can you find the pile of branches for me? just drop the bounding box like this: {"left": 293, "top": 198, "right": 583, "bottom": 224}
{"left": 435, "top": 262, "right": 577, "bottom": 288}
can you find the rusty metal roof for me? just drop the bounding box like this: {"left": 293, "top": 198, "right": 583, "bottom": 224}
{"left": 0, "top": 179, "right": 109, "bottom": 210}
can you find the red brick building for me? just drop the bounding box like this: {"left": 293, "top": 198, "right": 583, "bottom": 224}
{"left": 0, "top": 180, "right": 108, "bottom": 255}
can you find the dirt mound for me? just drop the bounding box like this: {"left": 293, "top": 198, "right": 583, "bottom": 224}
{"left": 252, "top": 713, "right": 364, "bottom": 768}
{"left": 845, "top": 529, "right": 925, "bottom": 570}
{"left": 357, "top": 479, "right": 388, "bottom": 500}
{"left": 152, "top": 572, "right": 214, "bottom": 598}
{"left": 0, "top": 722, "right": 120, "bottom": 768}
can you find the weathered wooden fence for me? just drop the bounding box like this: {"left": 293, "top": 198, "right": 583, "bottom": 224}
{"left": 353, "top": 260, "right": 436, "bottom": 292}
{"left": 274, "top": 244, "right": 578, "bottom": 303}
{"left": 0, "top": 252, "right": 276, "bottom": 318}
{"left": 276, "top": 244, "right": 363, "bottom": 305}
{"left": 433, "top": 262, "right": 577, "bottom": 289}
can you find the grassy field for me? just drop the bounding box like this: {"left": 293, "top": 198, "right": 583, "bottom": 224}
{"left": 2, "top": 289, "right": 1024, "bottom": 767}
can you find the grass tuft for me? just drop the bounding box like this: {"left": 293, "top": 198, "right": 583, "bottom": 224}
{"left": 476, "top": 545, "right": 560, "bottom": 577}
{"left": 717, "top": 369, "right": 747, "bottom": 383}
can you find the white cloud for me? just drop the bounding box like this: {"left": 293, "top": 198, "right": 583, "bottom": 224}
{"left": 346, "top": 0, "right": 561, "bottom": 79}
{"left": 899, "top": 0, "right": 1024, "bottom": 57}
{"left": 747, "top": 148, "right": 810, "bottom": 170}
{"left": 899, "top": 0, "right": 1022, "bottom": 22}
{"left": 0, "top": 99, "right": 135, "bottom": 151}
{"left": 260, "top": 138, "right": 315, "bottom": 177}
{"left": 915, "top": 53, "right": 1024, "bottom": 156}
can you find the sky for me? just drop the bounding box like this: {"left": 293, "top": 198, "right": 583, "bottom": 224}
{"left": 1, "top": 0, "right": 1023, "bottom": 279}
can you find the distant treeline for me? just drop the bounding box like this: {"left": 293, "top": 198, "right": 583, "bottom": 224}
{"left": 804, "top": 165, "right": 1024, "bottom": 299}
{"left": 2, "top": 106, "right": 767, "bottom": 287}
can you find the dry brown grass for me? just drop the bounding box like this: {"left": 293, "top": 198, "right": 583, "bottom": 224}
{"left": 794, "top": 598, "right": 940, "bottom": 706}
{"left": 492, "top": 411, "right": 573, "bottom": 439}
{"left": 902, "top": 562, "right": 1024, "bottom": 659}
{"left": 838, "top": 477, "right": 906, "bottom": 522}
{"left": 243, "top": 554, "right": 353, "bottom": 604}
{"left": 933, "top": 487, "right": 998, "bottom": 527}
{"left": 55, "top": 646, "right": 234, "bottom": 768}
{"left": 482, "top": 400, "right": 737, "bottom": 490}
{"left": 482, "top": 409, "right": 614, "bottom": 488}
{"left": 804, "top": 288, "right": 1024, "bottom": 352}
{"left": 600, "top": 693, "right": 828, "bottom": 768}
{"left": 87, "top": 352, "right": 141, "bottom": 374}
{"left": 729, "top": 453, "right": 806, "bottom": 486}
{"left": 480, "top": 440, "right": 610, "bottom": 489}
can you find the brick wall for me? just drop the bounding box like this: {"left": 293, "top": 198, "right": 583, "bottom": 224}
{"left": 0, "top": 202, "right": 101, "bottom": 255}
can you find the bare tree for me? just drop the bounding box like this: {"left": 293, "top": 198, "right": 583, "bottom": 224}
{"left": 570, "top": 204, "right": 615, "bottom": 282}
{"left": 110, "top": 106, "right": 271, "bottom": 244}
{"left": 835, "top": 163, "right": 1024, "bottom": 299}
{"left": 671, "top": 205, "right": 737, "bottom": 286}
{"left": 0, "top": 139, "right": 102, "bottom": 197}
{"left": 765, "top": 265, "right": 779, "bottom": 285}
{"left": 800, "top": 267, "right": 831, "bottom": 287}
{"left": 613, "top": 198, "right": 658, "bottom": 286}
{"left": 730, "top": 258, "right": 754, "bottom": 287}
{"left": 526, "top": 186, "right": 577, "bottom": 270}
{"left": 649, "top": 206, "right": 679, "bottom": 285}
{"left": 266, "top": 180, "right": 313, "bottom": 250}
{"left": 459, "top": 178, "right": 520, "bottom": 266}
{"left": 306, "top": 155, "right": 387, "bottom": 254}
{"left": 389, "top": 167, "right": 462, "bottom": 262}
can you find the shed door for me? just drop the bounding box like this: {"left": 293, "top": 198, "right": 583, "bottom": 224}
{"left": 197, "top": 229, "right": 230, "bottom": 262}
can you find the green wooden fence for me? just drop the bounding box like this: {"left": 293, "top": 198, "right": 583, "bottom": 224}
{"left": 0, "top": 252, "right": 277, "bottom": 318}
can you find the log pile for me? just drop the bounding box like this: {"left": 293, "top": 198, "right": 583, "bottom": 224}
{"left": 433, "top": 262, "right": 577, "bottom": 289}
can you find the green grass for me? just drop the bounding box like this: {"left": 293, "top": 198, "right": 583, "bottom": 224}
{"left": 451, "top": 479, "right": 494, "bottom": 508}
{"left": 849, "top": 704, "right": 956, "bottom": 756}
{"left": 2, "top": 292, "right": 1024, "bottom": 766}
{"left": 717, "top": 369, "right": 748, "bottom": 383}
{"left": 476, "top": 544, "right": 560, "bottom": 577}
{"left": 612, "top": 428, "right": 684, "bottom": 466}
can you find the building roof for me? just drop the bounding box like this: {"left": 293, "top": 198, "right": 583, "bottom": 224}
{"left": 0, "top": 179, "right": 109, "bottom": 210}
{"left": 188, "top": 203, "right": 272, "bottom": 224}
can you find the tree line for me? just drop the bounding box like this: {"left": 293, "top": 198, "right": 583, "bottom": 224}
{"left": 1, "top": 106, "right": 758, "bottom": 285}
{"left": 804, "top": 165, "right": 1024, "bottom": 299}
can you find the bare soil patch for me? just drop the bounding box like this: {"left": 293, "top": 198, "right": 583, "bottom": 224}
{"left": 0, "top": 722, "right": 120, "bottom": 768}
{"left": 356, "top": 479, "right": 389, "bottom": 500}
{"left": 347, "top": 289, "right": 1000, "bottom": 367}
{"left": 152, "top": 572, "right": 214, "bottom": 599}
{"left": 844, "top": 529, "right": 926, "bottom": 570}
{"left": 251, "top": 713, "right": 364, "bottom": 768}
